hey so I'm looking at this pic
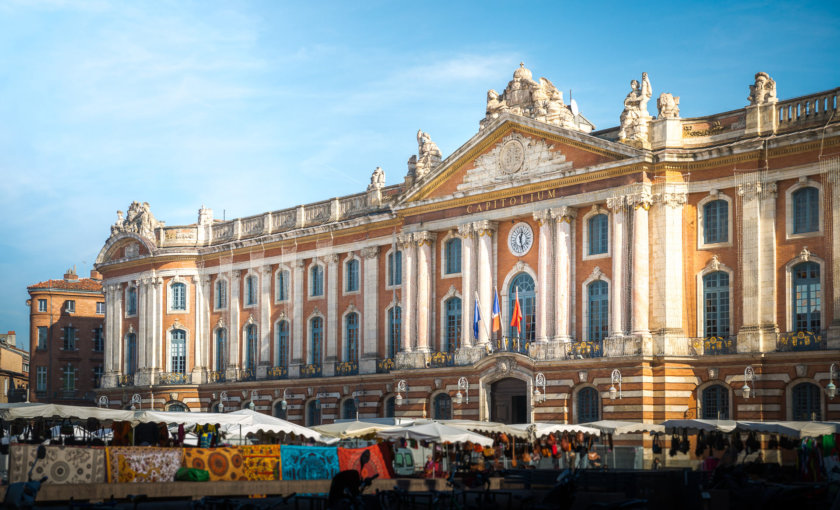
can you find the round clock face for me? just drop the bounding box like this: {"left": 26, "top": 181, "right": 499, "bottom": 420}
{"left": 508, "top": 222, "right": 534, "bottom": 257}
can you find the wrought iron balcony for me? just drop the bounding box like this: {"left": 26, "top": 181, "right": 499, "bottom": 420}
{"left": 158, "top": 372, "right": 190, "bottom": 385}
{"left": 495, "top": 336, "right": 530, "bottom": 355}
{"left": 117, "top": 373, "right": 135, "bottom": 387}
{"left": 208, "top": 371, "right": 226, "bottom": 383}
{"left": 240, "top": 368, "right": 257, "bottom": 381}
{"left": 428, "top": 351, "right": 455, "bottom": 368}
{"left": 301, "top": 363, "right": 322, "bottom": 378}
{"left": 568, "top": 340, "right": 604, "bottom": 359}
{"left": 334, "top": 361, "right": 359, "bottom": 376}
{"left": 693, "top": 336, "right": 738, "bottom": 355}
{"left": 376, "top": 358, "right": 395, "bottom": 373}
{"left": 267, "top": 366, "right": 288, "bottom": 380}
{"left": 777, "top": 330, "right": 826, "bottom": 352}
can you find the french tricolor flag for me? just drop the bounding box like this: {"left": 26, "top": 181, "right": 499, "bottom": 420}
{"left": 491, "top": 288, "right": 501, "bottom": 333}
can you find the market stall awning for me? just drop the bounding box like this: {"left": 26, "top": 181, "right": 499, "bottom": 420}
{"left": 736, "top": 421, "right": 837, "bottom": 439}
{"left": 662, "top": 419, "right": 737, "bottom": 433}
{"left": 507, "top": 422, "right": 601, "bottom": 439}
{"left": 376, "top": 421, "right": 494, "bottom": 446}
{"left": 223, "top": 409, "right": 328, "bottom": 442}
{"left": 435, "top": 419, "right": 528, "bottom": 438}
{"left": 312, "top": 419, "right": 403, "bottom": 439}
{"left": 580, "top": 420, "right": 665, "bottom": 435}
{"left": 0, "top": 403, "right": 135, "bottom": 423}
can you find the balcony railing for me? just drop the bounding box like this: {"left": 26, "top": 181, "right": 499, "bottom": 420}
{"left": 428, "top": 351, "right": 455, "bottom": 368}
{"left": 568, "top": 340, "right": 604, "bottom": 359}
{"left": 240, "top": 368, "right": 257, "bottom": 381}
{"left": 376, "top": 358, "right": 395, "bottom": 374}
{"left": 695, "top": 336, "right": 738, "bottom": 355}
{"left": 118, "top": 373, "right": 134, "bottom": 387}
{"left": 208, "top": 371, "right": 226, "bottom": 383}
{"left": 158, "top": 372, "right": 190, "bottom": 385}
{"left": 334, "top": 361, "right": 359, "bottom": 376}
{"left": 777, "top": 330, "right": 826, "bottom": 352}
{"left": 301, "top": 364, "right": 322, "bottom": 378}
{"left": 495, "top": 336, "right": 530, "bottom": 354}
{"left": 267, "top": 366, "right": 288, "bottom": 380}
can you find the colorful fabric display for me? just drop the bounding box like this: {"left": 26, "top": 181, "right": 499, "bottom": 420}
{"left": 281, "top": 445, "right": 339, "bottom": 480}
{"left": 239, "top": 445, "right": 282, "bottom": 480}
{"left": 338, "top": 444, "right": 394, "bottom": 479}
{"left": 182, "top": 447, "right": 248, "bottom": 481}
{"left": 107, "top": 447, "right": 183, "bottom": 483}
{"left": 10, "top": 444, "right": 106, "bottom": 485}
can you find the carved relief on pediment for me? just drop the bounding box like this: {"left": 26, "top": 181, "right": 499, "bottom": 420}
{"left": 457, "top": 133, "right": 573, "bottom": 192}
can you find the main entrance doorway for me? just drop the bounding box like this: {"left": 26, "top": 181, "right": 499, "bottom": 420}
{"left": 490, "top": 378, "right": 528, "bottom": 424}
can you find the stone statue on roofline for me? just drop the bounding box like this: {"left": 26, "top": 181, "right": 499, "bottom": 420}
{"left": 414, "top": 129, "right": 442, "bottom": 178}
{"left": 619, "top": 72, "right": 653, "bottom": 144}
{"left": 367, "top": 166, "right": 385, "bottom": 206}
{"left": 110, "top": 201, "right": 161, "bottom": 240}
{"left": 748, "top": 72, "right": 777, "bottom": 105}
{"left": 657, "top": 92, "right": 680, "bottom": 119}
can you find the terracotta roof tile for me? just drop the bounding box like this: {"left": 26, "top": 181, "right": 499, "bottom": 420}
{"left": 28, "top": 279, "right": 103, "bottom": 292}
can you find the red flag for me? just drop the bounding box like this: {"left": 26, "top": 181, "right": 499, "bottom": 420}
{"left": 510, "top": 288, "right": 523, "bottom": 334}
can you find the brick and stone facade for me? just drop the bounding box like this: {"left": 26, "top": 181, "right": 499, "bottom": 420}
{"left": 93, "top": 67, "right": 840, "bottom": 431}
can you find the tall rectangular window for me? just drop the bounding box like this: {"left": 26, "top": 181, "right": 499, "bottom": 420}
{"left": 63, "top": 364, "right": 77, "bottom": 391}
{"left": 215, "top": 279, "right": 227, "bottom": 309}
{"left": 311, "top": 266, "right": 324, "bottom": 297}
{"left": 245, "top": 275, "right": 258, "bottom": 306}
{"left": 346, "top": 259, "right": 359, "bottom": 292}
{"left": 94, "top": 365, "right": 103, "bottom": 387}
{"left": 388, "top": 306, "right": 401, "bottom": 359}
{"left": 93, "top": 326, "right": 104, "bottom": 351}
{"left": 170, "top": 330, "right": 186, "bottom": 374}
{"left": 96, "top": 302, "right": 105, "bottom": 314}
{"left": 793, "top": 187, "right": 819, "bottom": 234}
{"left": 63, "top": 326, "right": 76, "bottom": 350}
{"left": 37, "top": 326, "right": 47, "bottom": 350}
{"left": 38, "top": 299, "right": 47, "bottom": 312}
{"left": 36, "top": 367, "right": 47, "bottom": 392}
{"left": 127, "top": 287, "right": 137, "bottom": 315}
{"left": 703, "top": 272, "right": 730, "bottom": 337}
{"left": 277, "top": 321, "right": 289, "bottom": 368}
{"left": 66, "top": 300, "right": 76, "bottom": 313}
{"left": 388, "top": 251, "right": 402, "bottom": 286}
{"left": 171, "top": 283, "right": 186, "bottom": 310}
{"left": 445, "top": 238, "right": 462, "bottom": 274}
{"left": 277, "top": 271, "right": 288, "bottom": 301}
{"left": 703, "top": 200, "right": 729, "bottom": 244}
{"left": 587, "top": 281, "right": 609, "bottom": 341}
{"left": 588, "top": 214, "right": 609, "bottom": 255}
{"left": 345, "top": 313, "right": 359, "bottom": 363}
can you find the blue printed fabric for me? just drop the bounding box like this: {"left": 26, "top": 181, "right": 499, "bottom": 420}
{"left": 280, "top": 445, "right": 339, "bottom": 480}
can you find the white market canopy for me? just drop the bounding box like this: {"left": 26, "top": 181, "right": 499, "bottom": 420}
{"left": 435, "top": 419, "right": 527, "bottom": 438}
{"left": 0, "top": 403, "right": 135, "bottom": 423}
{"left": 736, "top": 421, "right": 837, "bottom": 439}
{"left": 223, "top": 409, "right": 327, "bottom": 442}
{"left": 377, "top": 421, "right": 494, "bottom": 446}
{"left": 312, "top": 420, "right": 404, "bottom": 439}
{"left": 581, "top": 420, "right": 665, "bottom": 435}
{"left": 662, "top": 419, "right": 738, "bottom": 433}
{"left": 507, "top": 422, "right": 601, "bottom": 439}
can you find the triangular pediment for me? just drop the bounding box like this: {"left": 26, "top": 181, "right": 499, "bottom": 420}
{"left": 400, "top": 114, "right": 643, "bottom": 205}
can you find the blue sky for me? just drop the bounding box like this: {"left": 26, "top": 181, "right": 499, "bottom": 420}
{"left": 1, "top": 0, "right": 838, "bottom": 349}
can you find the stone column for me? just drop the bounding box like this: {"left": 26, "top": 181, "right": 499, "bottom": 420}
{"left": 148, "top": 277, "right": 163, "bottom": 383}
{"left": 415, "top": 232, "right": 437, "bottom": 352}
{"left": 326, "top": 254, "right": 339, "bottom": 363}
{"left": 103, "top": 285, "right": 118, "bottom": 386}
{"left": 650, "top": 187, "right": 686, "bottom": 353}
{"left": 552, "top": 207, "right": 576, "bottom": 342}
{"left": 292, "top": 261, "right": 305, "bottom": 367}
{"left": 191, "top": 275, "right": 205, "bottom": 382}
{"left": 361, "top": 247, "right": 380, "bottom": 360}
{"left": 259, "top": 265, "right": 272, "bottom": 377}
{"left": 228, "top": 272, "right": 241, "bottom": 372}
{"left": 475, "top": 221, "right": 497, "bottom": 347}
{"left": 136, "top": 279, "right": 147, "bottom": 375}
{"left": 831, "top": 173, "right": 840, "bottom": 347}
{"left": 606, "top": 196, "right": 626, "bottom": 337}
{"left": 628, "top": 190, "right": 652, "bottom": 337}
{"left": 758, "top": 183, "right": 779, "bottom": 340}
{"left": 458, "top": 224, "right": 476, "bottom": 348}
{"left": 533, "top": 209, "right": 554, "bottom": 343}
{"left": 399, "top": 233, "right": 416, "bottom": 352}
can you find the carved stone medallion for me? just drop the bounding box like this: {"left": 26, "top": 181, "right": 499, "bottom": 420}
{"left": 499, "top": 139, "right": 525, "bottom": 174}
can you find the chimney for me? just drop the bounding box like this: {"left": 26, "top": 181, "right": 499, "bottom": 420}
{"left": 64, "top": 267, "right": 78, "bottom": 281}
{"left": 90, "top": 270, "right": 103, "bottom": 281}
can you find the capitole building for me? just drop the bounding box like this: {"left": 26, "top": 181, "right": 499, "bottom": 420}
{"left": 94, "top": 64, "right": 840, "bottom": 432}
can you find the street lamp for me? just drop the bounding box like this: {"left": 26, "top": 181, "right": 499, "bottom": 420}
{"left": 280, "top": 388, "right": 289, "bottom": 410}
{"left": 130, "top": 393, "right": 141, "bottom": 411}
{"left": 250, "top": 389, "right": 258, "bottom": 411}
{"left": 534, "top": 373, "right": 546, "bottom": 404}
{"left": 828, "top": 363, "right": 838, "bottom": 399}
{"left": 395, "top": 379, "right": 407, "bottom": 406}
{"left": 610, "top": 369, "right": 622, "bottom": 400}
{"left": 219, "top": 391, "right": 227, "bottom": 413}
{"left": 743, "top": 366, "right": 755, "bottom": 399}
{"left": 455, "top": 377, "right": 469, "bottom": 405}
{"left": 98, "top": 395, "right": 108, "bottom": 408}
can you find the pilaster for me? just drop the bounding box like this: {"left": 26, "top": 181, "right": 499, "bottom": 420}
{"left": 650, "top": 186, "right": 687, "bottom": 354}
{"left": 475, "top": 220, "right": 497, "bottom": 346}
{"left": 458, "top": 224, "right": 476, "bottom": 348}
{"left": 361, "top": 246, "right": 379, "bottom": 358}
{"left": 258, "top": 265, "right": 272, "bottom": 378}
{"left": 415, "top": 232, "right": 437, "bottom": 352}
{"left": 552, "top": 206, "right": 576, "bottom": 343}
{"left": 627, "top": 189, "right": 652, "bottom": 342}
{"left": 326, "top": 254, "right": 339, "bottom": 362}
{"left": 606, "top": 195, "right": 627, "bottom": 337}
{"left": 292, "top": 260, "right": 305, "bottom": 366}
{"left": 399, "top": 233, "right": 416, "bottom": 352}
{"left": 831, "top": 171, "right": 840, "bottom": 347}
{"left": 533, "top": 209, "right": 554, "bottom": 343}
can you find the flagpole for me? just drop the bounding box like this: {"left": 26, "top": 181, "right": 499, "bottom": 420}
{"left": 474, "top": 291, "right": 492, "bottom": 341}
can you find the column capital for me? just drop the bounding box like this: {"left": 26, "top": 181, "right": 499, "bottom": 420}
{"left": 201, "top": 275, "right": 212, "bottom": 285}
{"left": 626, "top": 188, "right": 653, "bottom": 210}
{"left": 415, "top": 231, "right": 437, "bottom": 247}
{"left": 323, "top": 253, "right": 339, "bottom": 265}
{"left": 551, "top": 206, "right": 577, "bottom": 223}
{"left": 396, "top": 232, "right": 414, "bottom": 248}
{"left": 360, "top": 246, "right": 380, "bottom": 259}
{"left": 532, "top": 208, "right": 553, "bottom": 225}
{"left": 260, "top": 264, "right": 273, "bottom": 275}
{"left": 293, "top": 259, "right": 305, "bottom": 269}
{"left": 606, "top": 195, "right": 626, "bottom": 212}
{"left": 457, "top": 222, "right": 474, "bottom": 238}
{"left": 472, "top": 220, "right": 497, "bottom": 236}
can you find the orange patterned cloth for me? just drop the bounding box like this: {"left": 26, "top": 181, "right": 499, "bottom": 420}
{"left": 106, "top": 447, "right": 183, "bottom": 483}
{"left": 338, "top": 444, "right": 393, "bottom": 479}
{"left": 182, "top": 447, "right": 248, "bottom": 481}
{"left": 239, "top": 445, "right": 282, "bottom": 480}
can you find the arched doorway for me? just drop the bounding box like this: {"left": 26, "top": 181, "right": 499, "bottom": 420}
{"left": 490, "top": 378, "right": 528, "bottom": 424}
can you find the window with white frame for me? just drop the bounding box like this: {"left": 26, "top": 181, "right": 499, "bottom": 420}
{"left": 215, "top": 278, "right": 227, "bottom": 309}
{"left": 792, "top": 186, "right": 819, "bottom": 234}
{"left": 170, "top": 282, "right": 187, "bottom": 311}
{"left": 310, "top": 265, "right": 324, "bottom": 297}
{"left": 387, "top": 306, "right": 401, "bottom": 358}
{"left": 245, "top": 324, "right": 258, "bottom": 371}
{"left": 36, "top": 367, "right": 47, "bottom": 392}
{"left": 387, "top": 250, "right": 402, "bottom": 287}
{"left": 276, "top": 321, "right": 289, "bottom": 368}
{"left": 576, "top": 387, "right": 600, "bottom": 422}
{"left": 245, "top": 274, "right": 258, "bottom": 306}
{"left": 96, "top": 302, "right": 105, "bottom": 314}
{"left": 703, "top": 200, "right": 729, "bottom": 244}
{"left": 37, "top": 326, "right": 47, "bottom": 350}
{"left": 588, "top": 214, "right": 609, "bottom": 255}
{"left": 310, "top": 316, "right": 323, "bottom": 365}
{"left": 444, "top": 297, "right": 461, "bottom": 353}
{"left": 276, "top": 270, "right": 289, "bottom": 302}
{"left": 345, "top": 312, "right": 359, "bottom": 363}
{"left": 215, "top": 329, "right": 227, "bottom": 372}
{"left": 587, "top": 280, "right": 609, "bottom": 341}
{"left": 703, "top": 272, "right": 730, "bottom": 337}
{"left": 62, "top": 364, "right": 77, "bottom": 391}
{"left": 93, "top": 326, "right": 104, "bottom": 351}
{"left": 126, "top": 287, "right": 137, "bottom": 316}
{"left": 38, "top": 299, "right": 47, "bottom": 312}
{"left": 66, "top": 300, "right": 76, "bottom": 313}
{"left": 126, "top": 333, "right": 137, "bottom": 375}
{"left": 444, "top": 238, "right": 461, "bottom": 275}
{"left": 345, "top": 258, "right": 359, "bottom": 293}
{"left": 170, "top": 329, "right": 186, "bottom": 374}
{"left": 63, "top": 326, "right": 76, "bottom": 350}
{"left": 792, "top": 261, "right": 821, "bottom": 332}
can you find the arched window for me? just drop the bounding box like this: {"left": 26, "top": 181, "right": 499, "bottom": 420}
{"left": 245, "top": 325, "right": 258, "bottom": 371}
{"left": 434, "top": 394, "right": 452, "bottom": 420}
{"left": 444, "top": 297, "right": 462, "bottom": 353}
{"left": 170, "top": 329, "right": 186, "bottom": 374}
{"left": 346, "top": 259, "right": 359, "bottom": 292}
{"left": 277, "top": 321, "right": 289, "bottom": 369}
{"left": 701, "top": 385, "right": 729, "bottom": 419}
{"left": 703, "top": 200, "right": 729, "bottom": 244}
{"left": 126, "top": 333, "right": 137, "bottom": 375}
{"left": 388, "top": 306, "right": 401, "bottom": 358}
{"left": 445, "top": 238, "right": 461, "bottom": 274}
{"left": 167, "top": 402, "right": 188, "bottom": 412}
{"left": 793, "top": 262, "right": 821, "bottom": 332}
{"left": 245, "top": 275, "right": 258, "bottom": 306}
{"left": 171, "top": 282, "right": 187, "bottom": 310}
{"left": 276, "top": 270, "right": 289, "bottom": 302}
{"left": 307, "top": 400, "right": 321, "bottom": 426}
{"left": 273, "top": 401, "right": 287, "bottom": 419}
{"left": 342, "top": 399, "right": 357, "bottom": 420}
{"left": 345, "top": 312, "right": 359, "bottom": 363}
{"left": 215, "top": 329, "right": 227, "bottom": 372}
{"left": 792, "top": 382, "right": 821, "bottom": 421}
{"left": 792, "top": 187, "right": 819, "bottom": 234}
{"left": 384, "top": 397, "right": 395, "bottom": 418}
{"left": 509, "top": 273, "right": 536, "bottom": 343}
{"left": 215, "top": 279, "right": 227, "bottom": 309}
{"left": 388, "top": 250, "right": 402, "bottom": 286}
{"left": 588, "top": 214, "right": 609, "bottom": 255}
{"left": 311, "top": 265, "right": 324, "bottom": 297}
{"left": 703, "top": 272, "right": 730, "bottom": 337}
{"left": 576, "top": 387, "right": 599, "bottom": 423}
{"left": 127, "top": 287, "right": 137, "bottom": 315}
{"left": 587, "top": 280, "right": 609, "bottom": 341}
{"left": 310, "top": 317, "right": 323, "bottom": 365}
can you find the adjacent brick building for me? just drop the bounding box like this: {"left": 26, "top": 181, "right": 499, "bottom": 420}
{"left": 0, "top": 331, "right": 29, "bottom": 403}
{"left": 27, "top": 267, "right": 105, "bottom": 405}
